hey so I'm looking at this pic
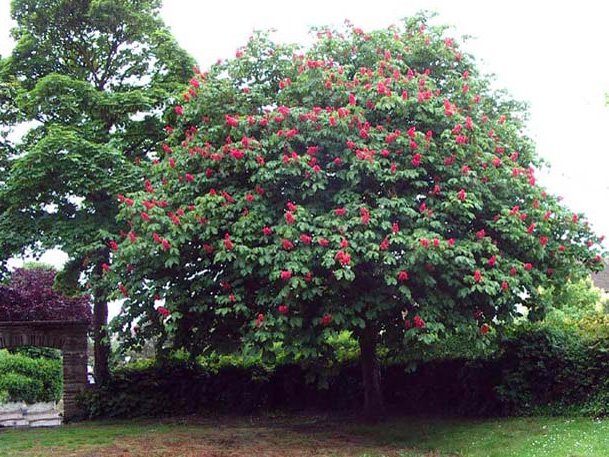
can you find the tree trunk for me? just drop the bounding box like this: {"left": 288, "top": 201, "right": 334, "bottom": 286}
{"left": 359, "top": 324, "right": 385, "bottom": 421}
{"left": 93, "top": 295, "right": 110, "bottom": 385}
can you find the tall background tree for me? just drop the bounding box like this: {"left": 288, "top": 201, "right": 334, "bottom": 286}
{"left": 0, "top": 0, "right": 194, "bottom": 383}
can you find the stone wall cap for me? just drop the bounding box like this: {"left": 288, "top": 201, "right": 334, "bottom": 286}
{"left": 0, "top": 320, "right": 90, "bottom": 326}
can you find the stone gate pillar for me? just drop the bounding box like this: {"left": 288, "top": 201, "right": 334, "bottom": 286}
{"left": 0, "top": 321, "right": 90, "bottom": 421}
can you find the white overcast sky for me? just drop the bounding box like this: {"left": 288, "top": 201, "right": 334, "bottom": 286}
{"left": 2, "top": 0, "right": 609, "bottom": 273}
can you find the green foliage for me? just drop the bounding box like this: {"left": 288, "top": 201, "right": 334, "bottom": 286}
{"left": 495, "top": 323, "right": 591, "bottom": 413}
{"left": 541, "top": 278, "right": 603, "bottom": 323}
{"left": 0, "top": 0, "right": 194, "bottom": 379}
{"left": 1, "top": 0, "right": 193, "bottom": 270}
{"left": 9, "top": 346, "right": 62, "bottom": 361}
{"left": 80, "top": 355, "right": 499, "bottom": 418}
{"left": 0, "top": 349, "right": 62, "bottom": 403}
{"left": 576, "top": 313, "right": 609, "bottom": 340}
{"left": 19, "top": 261, "right": 55, "bottom": 272}
{"left": 82, "top": 316, "right": 609, "bottom": 418}
{"left": 110, "top": 15, "right": 604, "bottom": 366}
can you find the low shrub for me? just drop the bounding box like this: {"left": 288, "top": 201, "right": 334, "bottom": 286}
{"left": 81, "top": 357, "right": 503, "bottom": 418}
{"left": 0, "top": 350, "right": 62, "bottom": 403}
{"left": 82, "top": 319, "right": 609, "bottom": 419}
{"left": 495, "top": 324, "right": 591, "bottom": 413}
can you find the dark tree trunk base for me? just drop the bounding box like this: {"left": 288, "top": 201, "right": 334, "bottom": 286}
{"left": 93, "top": 297, "right": 110, "bottom": 385}
{"left": 359, "top": 324, "right": 385, "bottom": 422}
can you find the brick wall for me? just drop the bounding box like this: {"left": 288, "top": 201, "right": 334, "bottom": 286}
{"left": 0, "top": 321, "right": 89, "bottom": 421}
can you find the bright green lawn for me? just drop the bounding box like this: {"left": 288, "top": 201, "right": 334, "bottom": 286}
{"left": 1, "top": 415, "right": 608, "bottom": 457}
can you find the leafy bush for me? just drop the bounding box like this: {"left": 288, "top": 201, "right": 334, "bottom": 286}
{"left": 0, "top": 267, "right": 91, "bottom": 322}
{"left": 82, "top": 356, "right": 501, "bottom": 418}
{"left": 82, "top": 319, "right": 609, "bottom": 419}
{"left": 0, "top": 350, "right": 62, "bottom": 403}
{"left": 9, "top": 346, "right": 62, "bottom": 361}
{"left": 541, "top": 278, "right": 603, "bottom": 323}
{"left": 495, "top": 323, "right": 592, "bottom": 413}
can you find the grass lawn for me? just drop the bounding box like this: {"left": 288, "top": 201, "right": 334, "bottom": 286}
{"left": 1, "top": 414, "right": 608, "bottom": 457}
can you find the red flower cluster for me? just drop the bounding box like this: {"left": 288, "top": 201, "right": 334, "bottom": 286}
{"left": 280, "top": 270, "right": 292, "bottom": 281}
{"left": 158, "top": 306, "right": 170, "bottom": 318}
{"left": 413, "top": 315, "right": 425, "bottom": 329}
{"left": 321, "top": 313, "right": 333, "bottom": 326}
{"left": 335, "top": 250, "right": 351, "bottom": 266}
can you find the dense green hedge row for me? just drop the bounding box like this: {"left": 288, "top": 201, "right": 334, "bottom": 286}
{"left": 4, "top": 320, "right": 607, "bottom": 415}
{"left": 0, "top": 350, "right": 62, "bottom": 404}
{"left": 80, "top": 323, "right": 609, "bottom": 418}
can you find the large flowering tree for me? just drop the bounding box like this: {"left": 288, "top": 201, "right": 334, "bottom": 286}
{"left": 110, "top": 17, "right": 603, "bottom": 418}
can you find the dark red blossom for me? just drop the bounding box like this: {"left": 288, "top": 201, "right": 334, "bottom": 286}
{"left": 158, "top": 306, "right": 170, "bottom": 318}
{"left": 379, "top": 237, "right": 390, "bottom": 251}
{"left": 118, "top": 283, "right": 129, "bottom": 298}
{"left": 280, "top": 270, "right": 292, "bottom": 281}
{"left": 224, "top": 233, "right": 234, "bottom": 250}
{"left": 225, "top": 115, "right": 239, "bottom": 127}
{"left": 335, "top": 250, "right": 351, "bottom": 266}
{"left": 321, "top": 313, "right": 333, "bottom": 326}
{"left": 360, "top": 207, "right": 370, "bottom": 224}
{"left": 300, "top": 234, "right": 312, "bottom": 245}
{"left": 255, "top": 313, "right": 264, "bottom": 327}
{"left": 413, "top": 315, "right": 425, "bottom": 329}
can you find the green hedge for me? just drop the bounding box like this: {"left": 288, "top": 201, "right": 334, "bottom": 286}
{"left": 0, "top": 350, "right": 62, "bottom": 404}
{"left": 81, "top": 322, "right": 609, "bottom": 418}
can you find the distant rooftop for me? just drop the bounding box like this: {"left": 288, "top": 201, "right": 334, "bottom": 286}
{"left": 592, "top": 261, "right": 609, "bottom": 292}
